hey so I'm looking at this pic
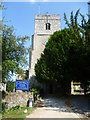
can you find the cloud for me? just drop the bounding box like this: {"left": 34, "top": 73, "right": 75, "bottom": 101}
{"left": 29, "top": 0, "right": 36, "bottom": 2}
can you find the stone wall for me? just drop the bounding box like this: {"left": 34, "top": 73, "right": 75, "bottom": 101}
{"left": 5, "top": 91, "right": 33, "bottom": 109}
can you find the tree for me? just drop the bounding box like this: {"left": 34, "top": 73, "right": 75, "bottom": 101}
{"left": 2, "top": 24, "right": 30, "bottom": 82}
{"left": 79, "top": 14, "right": 90, "bottom": 94}
{"left": 35, "top": 29, "right": 73, "bottom": 95}
{"left": 35, "top": 54, "right": 49, "bottom": 83}
{"left": 35, "top": 10, "right": 90, "bottom": 95}
{"left": 64, "top": 10, "right": 90, "bottom": 94}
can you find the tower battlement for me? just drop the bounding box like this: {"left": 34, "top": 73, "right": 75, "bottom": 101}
{"left": 35, "top": 14, "right": 60, "bottom": 20}
{"left": 35, "top": 13, "right": 61, "bottom": 34}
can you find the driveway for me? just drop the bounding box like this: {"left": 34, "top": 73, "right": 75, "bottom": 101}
{"left": 26, "top": 96, "right": 85, "bottom": 119}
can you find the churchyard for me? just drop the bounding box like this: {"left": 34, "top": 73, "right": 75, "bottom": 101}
{"left": 1, "top": 1, "right": 90, "bottom": 120}
{"left": 1, "top": 80, "right": 90, "bottom": 119}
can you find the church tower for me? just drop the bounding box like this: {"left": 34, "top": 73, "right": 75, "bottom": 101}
{"left": 29, "top": 14, "right": 61, "bottom": 85}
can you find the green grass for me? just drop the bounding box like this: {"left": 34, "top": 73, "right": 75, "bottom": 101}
{"left": 0, "top": 114, "right": 2, "bottom": 120}
{"left": 2, "top": 106, "right": 35, "bottom": 120}
{"left": 74, "top": 89, "right": 80, "bottom": 92}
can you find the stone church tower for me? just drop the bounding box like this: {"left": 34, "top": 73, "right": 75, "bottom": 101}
{"left": 29, "top": 14, "right": 61, "bottom": 85}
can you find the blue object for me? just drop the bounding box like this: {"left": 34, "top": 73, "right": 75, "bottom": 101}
{"left": 15, "top": 80, "right": 29, "bottom": 92}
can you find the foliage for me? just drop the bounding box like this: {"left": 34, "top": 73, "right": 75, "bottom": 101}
{"left": 30, "top": 88, "right": 37, "bottom": 94}
{"left": 64, "top": 10, "right": 90, "bottom": 94}
{"left": 35, "top": 10, "right": 90, "bottom": 95}
{"left": 8, "top": 105, "right": 20, "bottom": 112}
{"left": 35, "top": 54, "right": 49, "bottom": 83}
{"left": 2, "top": 102, "right": 6, "bottom": 112}
{"left": 6, "top": 81, "right": 15, "bottom": 92}
{"left": 30, "top": 88, "right": 37, "bottom": 100}
{"left": 2, "top": 106, "right": 35, "bottom": 119}
{"left": 35, "top": 29, "right": 74, "bottom": 94}
{"left": 2, "top": 24, "right": 30, "bottom": 82}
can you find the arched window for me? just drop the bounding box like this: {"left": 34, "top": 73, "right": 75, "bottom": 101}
{"left": 46, "top": 23, "right": 51, "bottom": 30}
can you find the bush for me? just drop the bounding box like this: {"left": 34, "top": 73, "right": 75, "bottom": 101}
{"left": 6, "top": 81, "right": 15, "bottom": 92}
{"left": 30, "top": 88, "right": 37, "bottom": 101}
{"left": 8, "top": 105, "right": 21, "bottom": 111}
{"left": 2, "top": 102, "right": 5, "bottom": 112}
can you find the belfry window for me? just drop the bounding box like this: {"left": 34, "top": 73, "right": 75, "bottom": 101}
{"left": 46, "top": 23, "right": 51, "bottom": 30}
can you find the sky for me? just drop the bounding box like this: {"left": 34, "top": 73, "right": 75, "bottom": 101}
{"left": 2, "top": 1, "right": 89, "bottom": 80}
{"left": 3, "top": 2, "right": 88, "bottom": 47}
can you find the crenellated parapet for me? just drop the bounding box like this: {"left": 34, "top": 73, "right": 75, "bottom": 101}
{"left": 35, "top": 13, "right": 60, "bottom": 20}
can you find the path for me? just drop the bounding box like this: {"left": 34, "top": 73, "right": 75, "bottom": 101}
{"left": 68, "top": 95, "right": 90, "bottom": 118}
{"left": 26, "top": 96, "right": 83, "bottom": 119}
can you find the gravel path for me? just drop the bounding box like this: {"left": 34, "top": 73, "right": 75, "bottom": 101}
{"left": 67, "top": 95, "right": 90, "bottom": 119}
{"left": 26, "top": 96, "right": 82, "bottom": 119}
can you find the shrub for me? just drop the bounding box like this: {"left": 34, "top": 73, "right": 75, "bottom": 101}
{"left": 30, "top": 88, "right": 37, "bottom": 101}
{"left": 2, "top": 102, "right": 5, "bottom": 112}
{"left": 6, "top": 81, "right": 15, "bottom": 92}
{"left": 8, "top": 105, "right": 21, "bottom": 111}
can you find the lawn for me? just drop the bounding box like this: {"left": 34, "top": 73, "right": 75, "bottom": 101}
{"left": 0, "top": 114, "right": 2, "bottom": 120}
{"left": 2, "top": 106, "right": 35, "bottom": 120}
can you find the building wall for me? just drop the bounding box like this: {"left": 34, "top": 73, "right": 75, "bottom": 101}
{"left": 29, "top": 14, "right": 61, "bottom": 85}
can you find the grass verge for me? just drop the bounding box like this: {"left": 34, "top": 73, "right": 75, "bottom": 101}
{"left": 2, "top": 106, "right": 36, "bottom": 120}
{"left": 0, "top": 114, "right": 2, "bottom": 120}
